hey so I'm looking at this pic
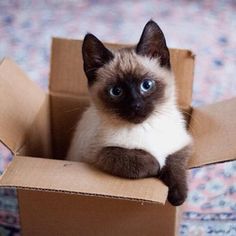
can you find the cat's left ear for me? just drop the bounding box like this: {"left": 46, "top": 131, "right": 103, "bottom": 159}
{"left": 82, "top": 33, "right": 114, "bottom": 84}
{"left": 136, "top": 20, "right": 170, "bottom": 68}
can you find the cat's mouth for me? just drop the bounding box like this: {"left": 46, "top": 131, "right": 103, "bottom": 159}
{"left": 119, "top": 110, "right": 150, "bottom": 124}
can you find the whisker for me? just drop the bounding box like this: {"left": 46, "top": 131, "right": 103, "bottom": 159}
{"left": 85, "top": 67, "right": 98, "bottom": 73}
{"left": 64, "top": 107, "right": 85, "bottom": 113}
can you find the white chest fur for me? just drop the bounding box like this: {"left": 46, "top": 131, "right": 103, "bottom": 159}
{"left": 67, "top": 104, "right": 191, "bottom": 168}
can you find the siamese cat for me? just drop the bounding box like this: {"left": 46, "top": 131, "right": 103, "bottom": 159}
{"left": 67, "top": 20, "right": 192, "bottom": 206}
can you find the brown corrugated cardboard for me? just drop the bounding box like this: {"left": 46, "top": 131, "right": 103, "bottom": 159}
{"left": 0, "top": 156, "right": 168, "bottom": 203}
{"left": 18, "top": 95, "right": 52, "bottom": 158}
{"left": 17, "top": 190, "right": 176, "bottom": 236}
{"left": 0, "top": 38, "right": 235, "bottom": 235}
{"left": 189, "top": 97, "right": 236, "bottom": 168}
{"left": 0, "top": 58, "right": 46, "bottom": 153}
{"left": 50, "top": 94, "right": 89, "bottom": 158}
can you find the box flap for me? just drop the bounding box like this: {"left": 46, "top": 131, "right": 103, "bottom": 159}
{"left": 49, "top": 38, "right": 88, "bottom": 97}
{"left": 18, "top": 95, "right": 52, "bottom": 158}
{"left": 0, "top": 58, "right": 46, "bottom": 153}
{"left": 0, "top": 156, "right": 168, "bottom": 204}
{"left": 49, "top": 38, "right": 194, "bottom": 110}
{"left": 189, "top": 98, "right": 236, "bottom": 168}
{"left": 170, "top": 49, "right": 195, "bottom": 110}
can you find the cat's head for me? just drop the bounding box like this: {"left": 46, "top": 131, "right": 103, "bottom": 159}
{"left": 82, "top": 20, "right": 175, "bottom": 124}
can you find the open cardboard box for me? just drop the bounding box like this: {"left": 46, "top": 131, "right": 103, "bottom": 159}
{"left": 0, "top": 38, "right": 236, "bottom": 235}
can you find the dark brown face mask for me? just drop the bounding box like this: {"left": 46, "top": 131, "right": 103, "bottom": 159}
{"left": 97, "top": 73, "right": 166, "bottom": 124}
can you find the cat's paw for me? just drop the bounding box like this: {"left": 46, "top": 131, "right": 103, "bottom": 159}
{"left": 95, "top": 147, "right": 160, "bottom": 179}
{"left": 167, "top": 186, "right": 187, "bottom": 206}
{"left": 129, "top": 151, "right": 160, "bottom": 178}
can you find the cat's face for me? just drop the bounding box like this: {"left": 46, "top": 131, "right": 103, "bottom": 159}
{"left": 82, "top": 20, "right": 174, "bottom": 124}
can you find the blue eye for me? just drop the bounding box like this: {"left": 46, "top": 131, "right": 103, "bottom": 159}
{"left": 140, "top": 79, "right": 155, "bottom": 93}
{"left": 109, "top": 86, "right": 123, "bottom": 97}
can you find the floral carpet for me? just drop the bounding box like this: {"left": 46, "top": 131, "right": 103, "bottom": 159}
{"left": 0, "top": 0, "right": 236, "bottom": 235}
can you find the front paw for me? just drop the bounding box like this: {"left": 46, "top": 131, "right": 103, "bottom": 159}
{"left": 95, "top": 147, "right": 160, "bottom": 179}
{"left": 167, "top": 185, "right": 187, "bottom": 206}
{"left": 128, "top": 152, "right": 160, "bottom": 179}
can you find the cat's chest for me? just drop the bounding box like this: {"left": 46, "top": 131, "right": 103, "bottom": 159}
{"left": 99, "top": 111, "right": 191, "bottom": 167}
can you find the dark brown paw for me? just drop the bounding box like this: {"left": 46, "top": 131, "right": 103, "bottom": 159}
{"left": 167, "top": 186, "right": 187, "bottom": 206}
{"left": 158, "top": 145, "right": 191, "bottom": 206}
{"left": 95, "top": 147, "right": 160, "bottom": 179}
{"left": 129, "top": 153, "right": 160, "bottom": 179}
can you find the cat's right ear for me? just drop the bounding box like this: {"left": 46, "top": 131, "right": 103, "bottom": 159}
{"left": 136, "top": 20, "right": 170, "bottom": 68}
{"left": 82, "top": 33, "right": 114, "bottom": 85}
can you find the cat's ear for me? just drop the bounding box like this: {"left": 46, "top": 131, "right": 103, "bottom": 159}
{"left": 82, "top": 33, "right": 114, "bottom": 84}
{"left": 136, "top": 20, "right": 170, "bottom": 68}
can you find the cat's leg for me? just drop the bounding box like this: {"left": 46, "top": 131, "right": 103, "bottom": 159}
{"left": 94, "top": 147, "right": 160, "bottom": 179}
{"left": 158, "top": 145, "right": 192, "bottom": 206}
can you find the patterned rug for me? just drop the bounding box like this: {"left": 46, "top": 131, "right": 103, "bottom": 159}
{"left": 0, "top": 0, "right": 236, "bottom": 235}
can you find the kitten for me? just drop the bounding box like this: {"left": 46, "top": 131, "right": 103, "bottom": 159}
{"left": 67, "top": 20, "right": 192, "bottom": 206}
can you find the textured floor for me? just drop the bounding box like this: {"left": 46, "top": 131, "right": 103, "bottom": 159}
{"left": 0, "top": 0, "right": 236, "bottom": 235}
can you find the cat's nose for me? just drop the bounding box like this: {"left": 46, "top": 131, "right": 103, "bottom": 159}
{"left": 131, "top": 102, "right": 142, "bottom": 111}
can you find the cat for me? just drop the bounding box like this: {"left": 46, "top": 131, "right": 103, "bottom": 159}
{"left": 67, "top": 20, "right": 192, "bottom": 206}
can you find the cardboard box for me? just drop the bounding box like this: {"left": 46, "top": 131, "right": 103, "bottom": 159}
{"left": 0, "top": 38, "right": 235, "bottom": 235}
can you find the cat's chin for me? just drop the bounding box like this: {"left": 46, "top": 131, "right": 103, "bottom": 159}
{"left": 120, "top": 114, "right": 150, "bottom": 124}
{"left": 127, "top": 117, "right": 147, "bottom": 124}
